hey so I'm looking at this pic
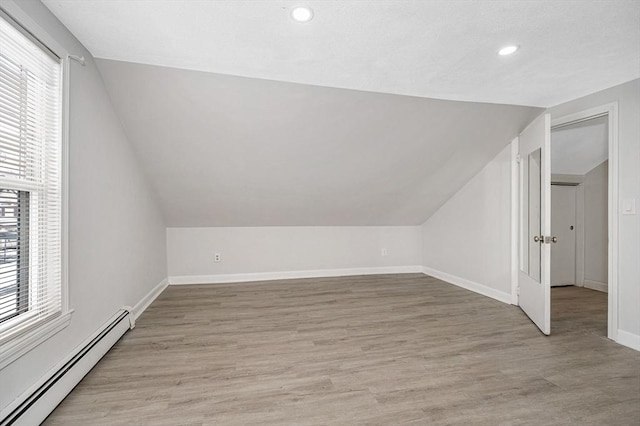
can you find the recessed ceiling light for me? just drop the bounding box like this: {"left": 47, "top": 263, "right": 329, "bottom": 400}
{"left": 291, "top": 6, "right": 314, "bottom": 23}
{"left": 498, "top": 45, "right": 519, "bottom": 56}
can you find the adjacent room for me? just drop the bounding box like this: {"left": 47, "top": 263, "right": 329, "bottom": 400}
{"left": 550, "top": 116, "right": 610, "bottom": 337}
{"left": 0, "top": 1, "right": 638, "bottom": 425}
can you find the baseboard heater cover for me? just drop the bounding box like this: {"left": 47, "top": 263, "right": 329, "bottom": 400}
{"left": 1, "top": 309, "right": 133, "bottom": 426}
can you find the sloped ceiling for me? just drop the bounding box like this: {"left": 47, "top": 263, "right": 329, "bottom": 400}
{"left": 551, "top": 116, "right": 608, "bottom": 175}
{"left": 39, "top": 1, "right": 637, "bottom": 226}
{"left": 43, "top": 0, "right": 640, "bottom": 107}
{"left": 96, "top": 60, "right": 540, "bottom": 226}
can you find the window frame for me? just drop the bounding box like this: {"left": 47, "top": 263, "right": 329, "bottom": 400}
{"left": 0, "top": 1, "right": 71, "bottom": 370}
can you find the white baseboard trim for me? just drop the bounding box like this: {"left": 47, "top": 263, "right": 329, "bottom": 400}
{"left": 169, "top": 266, "right": 423, "bottom": 285}
{"left": 583, "top": 279, "right": 608, "bottom": 293}
{"left": 616, "top": 330, "right": 640, "bottom": 352}
{"left": 0, "top": 310, "right": 131, "bottom": 425}
{"left": 421, "top": 266, "right": 512, "bottom": 304}
{"left": 0, "top": 277, "right": 169, "bottom": 425}
{"left": 131, "top": 278, "right": 169, "bottom": 320}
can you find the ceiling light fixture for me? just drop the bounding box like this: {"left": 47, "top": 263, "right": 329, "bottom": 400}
{"left": 498, "top": 45, "right": 519, "bottom": 56}
{"left": 291, "top": 6, "right": 314, "bottom": 23}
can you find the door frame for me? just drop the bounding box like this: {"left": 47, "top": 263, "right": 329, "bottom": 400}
{"left": 513, "top": 102, "right": 619, "bottom": 341}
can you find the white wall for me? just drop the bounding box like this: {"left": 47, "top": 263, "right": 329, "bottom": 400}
{"left": 167, "top": 226, "right": 421, "bottom": 283}
{"left": 420, "top": 79, "right": 639, "bottom": 349}
{"left": 420, "top": 143, "right": 514, "bottom": 303}
{"left": 549, "top": 79, "right": 640, "bottom": 345}
{"left": 0, "top": 0, "right": 167, "bottom": 413}
{"left": 583, "top": 161, "right": 608, "bottom": 287}
{"left": 94, "top": 58, "right": 541, "bottom": 228}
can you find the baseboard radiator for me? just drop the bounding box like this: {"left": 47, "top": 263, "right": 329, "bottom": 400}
{"left": 1, "top": 309, "right": 134, "bottom": 426}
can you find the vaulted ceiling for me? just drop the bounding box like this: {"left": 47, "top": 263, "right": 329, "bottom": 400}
{"left": 551, "top": 116, "right": 608, "bottom": 176}
{"left": 96, "top": 60, "right": 539, "bottom": 226}
{"left": 39, "top": 0, "right": 639, "bottom": 226}
{"left": 43, "top": 0, "right": 640, "bottom": 107}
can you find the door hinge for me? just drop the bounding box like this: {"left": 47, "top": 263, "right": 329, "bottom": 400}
{"left": 517, "top": 286, "right": 520, "bottom": 296}
{"left": 516, "top": 154, "right": 521, "bottom": 164}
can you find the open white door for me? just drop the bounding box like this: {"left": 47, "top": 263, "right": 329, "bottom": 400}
{"left": 518, "top": 113, "right": 552, "bottom": 335}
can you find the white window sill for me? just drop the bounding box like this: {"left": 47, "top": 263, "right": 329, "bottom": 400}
{"left": 0, "top": 310, "right": 73, "bottom": 370}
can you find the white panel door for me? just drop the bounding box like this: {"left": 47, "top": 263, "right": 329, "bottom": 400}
{"left": 551, "top": 185, "right": 577, "bottom": 287}
{"left": 518, "top": 113, "right": 551, "bottom": 335}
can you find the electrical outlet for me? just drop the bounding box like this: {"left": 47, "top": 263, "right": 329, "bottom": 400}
{"left": 381, "top": 248, "right": 388, "bottom": 257}
{"left": 214, "top": 253, "right": 221, "bottom": 262}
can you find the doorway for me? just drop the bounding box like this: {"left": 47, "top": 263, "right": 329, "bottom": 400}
{"left": 550, "top": 114, "right": 609, "bottom": 336}
{"left": 514, "top": 103, "right": 619, "bottom": 341}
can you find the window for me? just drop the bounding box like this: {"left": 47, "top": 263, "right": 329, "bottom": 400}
{"left": 0, "top": 10, "right": 66, "bottom": 360}
{"left": 0, "top": 190, "right": 30, "bottom": 322}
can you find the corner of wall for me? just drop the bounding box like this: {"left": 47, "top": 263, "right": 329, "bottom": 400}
{"left": 419, "top": 142, "right": 515, "bottom": 301}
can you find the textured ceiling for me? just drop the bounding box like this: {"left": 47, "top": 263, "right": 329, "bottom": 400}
{"left": 43, "top": 0, "right": 640, "bottom": 107}
{"left": 37, "top": 0, "right": 632, "bottom": 226}
{"left": 96, "top": 60, "right": 541, "bottom": 226}
{"left": 551, "top": 116, "right": 608, "bottom": 175}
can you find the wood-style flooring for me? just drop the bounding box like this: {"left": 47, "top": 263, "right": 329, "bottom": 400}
{"left": 44, "top": 275, "right": 640, "bottom": 425}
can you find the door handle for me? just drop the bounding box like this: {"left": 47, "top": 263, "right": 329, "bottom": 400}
{"left": 535, "top": 235, "right": 558, "bottom": 243}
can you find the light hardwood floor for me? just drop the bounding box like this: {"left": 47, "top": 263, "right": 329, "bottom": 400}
{"left": 44, "top": 275, "right": 639, "bottom": 425}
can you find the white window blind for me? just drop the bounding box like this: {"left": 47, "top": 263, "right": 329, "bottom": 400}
{"left": 0, "top": 12, "right": 63, "bottom": 344}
